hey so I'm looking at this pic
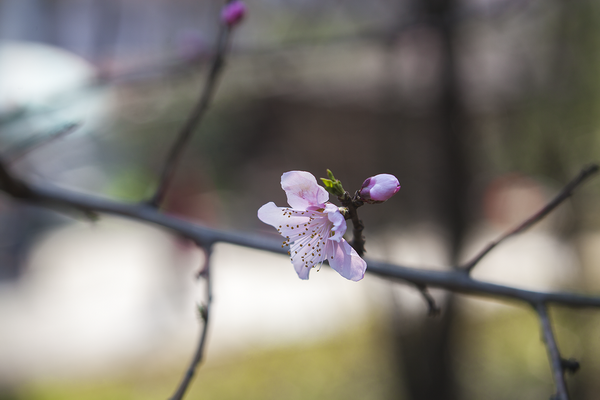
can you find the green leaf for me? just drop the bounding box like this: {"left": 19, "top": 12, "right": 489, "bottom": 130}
{"left": 320, "top": 178, "right": 334, "bottom": 187}
{"left": 320, "top": 169, "right": 345, "bottom": 197}
{"left": 327, "top": 169, "right": 336, "bottom": 181}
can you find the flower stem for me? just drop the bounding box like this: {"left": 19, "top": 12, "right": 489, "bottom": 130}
{"left": 339, "top": 191, "right": 366, "bottom": 256}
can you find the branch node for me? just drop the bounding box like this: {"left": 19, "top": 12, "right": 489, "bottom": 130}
{"left": 416, "top": 284, "right": 441, "bottom": 316}
{"left": 561, "top": 358, "right": 580, "bottom": 374}
{"left": 197, "top": 303, "right": 208, "bottom": 322}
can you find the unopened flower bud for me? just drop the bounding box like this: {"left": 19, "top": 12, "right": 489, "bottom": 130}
{"left": 221, "top": 1, "right": 246, "bottom": 27}
{"left": 359, "top": 174, "right": 400, "bottom": 204}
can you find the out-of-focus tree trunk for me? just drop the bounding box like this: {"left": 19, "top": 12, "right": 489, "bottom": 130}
{"left": 390, "top": 0, "right": 470, "bottom": 398}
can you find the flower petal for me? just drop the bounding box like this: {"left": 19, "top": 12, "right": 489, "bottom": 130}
{"left": 325, "top": 203, "right": 347, "bottom": 242}
{"left": 281, "top": 171, "right": 328, "bottom": 209}
{"left": 257, "top": 202, "right": 288, "bottom": 228}
{"left": 292, "top": 257, "right": 312, "bottom": 280}
{"left": 328, "top": 240, "right": 367, "bottom": 281}
{"left": 258, "top": 202, "right": 314, "bottom": 238}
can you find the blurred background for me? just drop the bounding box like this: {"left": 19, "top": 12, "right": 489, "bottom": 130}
{"left": 1, "top": 0, "right": 600, "bottom": 399}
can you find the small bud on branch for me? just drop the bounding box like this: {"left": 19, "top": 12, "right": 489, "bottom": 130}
{"left": 221, "top": 1, "right": 246, "bottom": 27}
{"left": 358, "top": 174, "right": 400, "bottom": 204}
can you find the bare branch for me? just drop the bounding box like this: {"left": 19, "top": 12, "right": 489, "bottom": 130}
{"left": 367, "top": 259, "right": 600, "bottom": 309}
{"left": 461, "top": 164, "right": 599, "bottom": 273}
{"left": 0, "top": 158, "right": 33, "bottom": 199}
{"left": 536, "top": 303, "right": 570, "bottom": 400}
{"left": 148, "top": 23, "right": 232, "bottom": 208}
{"left": 5, "top": 122, "right": 81, "bottom": 163}
{"left": 415, "top": 284, "right": 441, "bottom": 316}
{"left": 0, "top": 170, "right": 598, "bottom": 310}
{"left": 169, "top": 245, "right": 214, "bottom": 400}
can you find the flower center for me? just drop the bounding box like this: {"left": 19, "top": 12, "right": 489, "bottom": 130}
{"left": 276, "top": 208, "right": 333, "bottom": 270}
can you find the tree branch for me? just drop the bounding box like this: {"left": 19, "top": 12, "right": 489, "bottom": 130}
{"left": 461, "top": 164, "right": 599, "bottom": 273}
{"left": 148, "top": 21, "right": 232, "bottom": 208}
{"left": 5, "top": 122, "right": 81, "bottom": 163}
{"left": 168, "top": 245, "right": 214, "bottom": 400}
{"left": 415, "top": 284, "right": 441, "bottom": 316}
{"left": 0, "top": 170, "right": 598, "bottom": 309}
{"left": 536, "top": 303, "right": 570, "bottom": 400}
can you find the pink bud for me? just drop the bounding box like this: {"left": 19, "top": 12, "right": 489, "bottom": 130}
{"left": 359, "top": 174, "right": 400, "bottom": 203}
{"left": 221, "top": 1, "right": 246, "bottom": 27}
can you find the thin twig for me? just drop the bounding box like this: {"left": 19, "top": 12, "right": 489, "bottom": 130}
{"left": 461, "top": 164, "right": 599, "bottom": 273}
{"left": 0, "top": 157, "right": 33, "bottom": 198}
{"left": 148, "top": 23, "right": 231, "bottom": 208}
{"left": 415, "top": 284, "right": 441, "bottom": 316}
{"left": 5, "top": 122, "right": 80, "bottom": 163}
{"left": 169, "top": 244, "right": 214, "bottom": 400}
{"left": 536, "top": 303, "right": 570, "bottom": 400}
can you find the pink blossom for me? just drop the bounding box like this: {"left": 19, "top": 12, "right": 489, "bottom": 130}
{"left": 359, "top": 174, "right": 400, "bottom": 203}
{"left": 221, "top": 1, "right": 246, "bottom": 27}
{"left": 258, "top": 171, "right": 367, "bottom": 281}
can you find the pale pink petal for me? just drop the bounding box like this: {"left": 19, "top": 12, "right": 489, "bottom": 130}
{"left": 258, "top": 202, "right": 312, "bottom": 237}
{"left": 257, "top": 202, "right": 289, "bottom": 228}
{"left": 292, "top": 257, "right": 312, "bottom": 280}
{"left": 328, "top": 240, "right": 367, "bottom": 281}
{"left": 325, "top": 203, "right": 347, "bottom": 241}
{"left": 281, "top": 171, "right": 328, "bottom": 209}
{"left": 259, "top": 171, "right": 368, "bottom": 281}
{"left": 288, "top": 212, "right": 331, "bottom": 277}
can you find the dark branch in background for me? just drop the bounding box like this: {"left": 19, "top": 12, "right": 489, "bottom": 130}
{"left": 169, "top": 245, "right": 214, "bottom": 400}
{"left": 147, "top": 23, "right": 231, "bottom": 208}
{"left": 5, "top": 122, "right": 81, "bottom": 164}
{"left": 415, "top": 284, "right": 441, "bottom": 316}
{"left": 0, "top": 158, "right": 33, "bottom": 199}
{"left": 461, "top": 164, "right": 599, "bottom": 274}
{"left": 536, "top": 303, "right": 570, "bottom": 400}
{"left": 151, "top": 3, "right": 242, "bottom": 395}
{"left": 157, "top": 7, "right": 233, "bottom": 397}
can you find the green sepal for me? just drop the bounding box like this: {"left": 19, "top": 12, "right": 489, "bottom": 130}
{"left": 327, "top": 169, "right": 336, "bottom": 181}
{"left": 320, "top": 169, "right": 346, "bottom": 197}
